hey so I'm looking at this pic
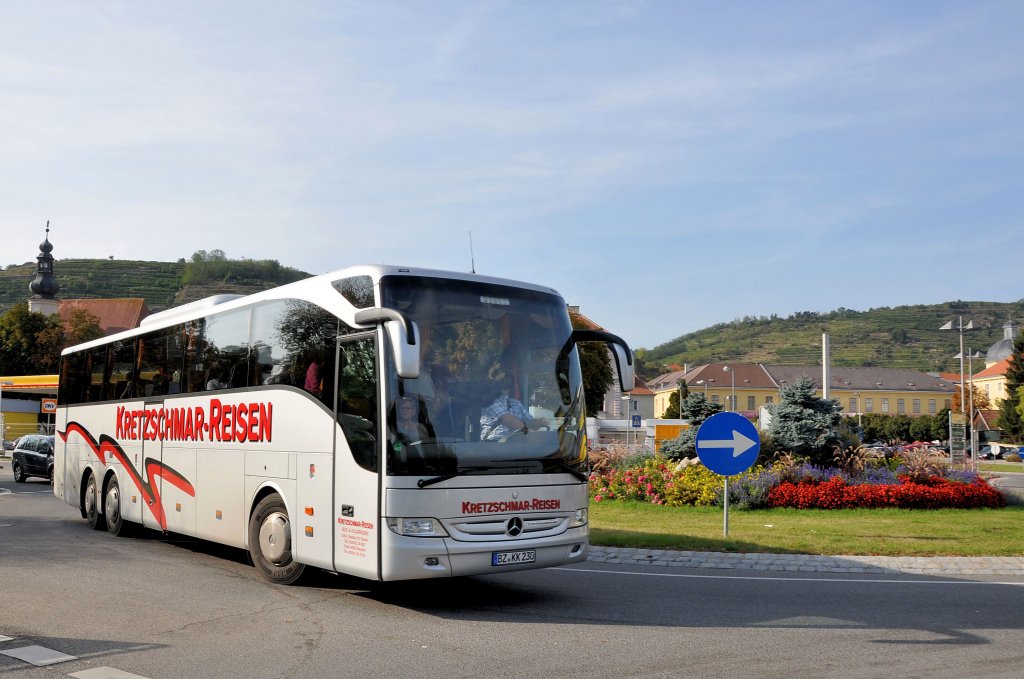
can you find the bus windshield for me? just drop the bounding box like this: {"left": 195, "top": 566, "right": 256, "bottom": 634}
{"left": 379, "top": 276, "right": 586, "bottom": 480}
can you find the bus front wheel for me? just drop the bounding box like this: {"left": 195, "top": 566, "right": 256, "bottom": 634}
{"left": 249, "top": 494, "right": 305, "bottom": 585}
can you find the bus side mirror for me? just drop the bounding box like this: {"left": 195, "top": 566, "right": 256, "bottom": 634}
{"left": 568, "top": 329, "right": 635, "bottom": 392}
{"left": 353, "top": 307, "right": 421, "bottom": 379}
{"left": 387, "top": 321, "right": 420, "bottom": 379}
{"left": 611, "top": 343, "right": 635, "bottom": 392}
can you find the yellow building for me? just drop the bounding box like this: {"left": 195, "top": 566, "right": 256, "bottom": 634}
{"left": 974, "top": 357, "right": 1012, "bottom": 405}
{"left": 648, "top": 363, "right": 955, "bottom": 420}
{"left": 0, "top": 374, "right": 59, "bottom": 443}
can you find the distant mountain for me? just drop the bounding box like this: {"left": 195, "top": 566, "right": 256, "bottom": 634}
{"left": 0, "top": 257, "right": 309, "bottom": 314}
{"left": 4, "top": 258, "right": 1021, "bottom": 377}
{"left": 641, "top": 301, "right": 1024, "bottom": 377}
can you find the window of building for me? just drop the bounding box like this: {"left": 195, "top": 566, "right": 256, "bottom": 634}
{"left": 881, "top": 398, "right": 889, "bottom": 413}
{"left": 944, "top": 399, "right": 951, "bottom": 410}
{"left": 849, "top": 398, "right": 857, "bottom": 413}
{"left": 765, "top": 396, "right": 773, "bottom": 405}
{"left": 747, "top": 395, "right": 755, "bottom": 410}
{"left": 913, "top": 399, "right": 921, "bottom": 414}
{"left": 865, "top": 398, "right": 873, "bottom": 412}
{"left": 711, "top": 394, "right": 719, "bottom": 403}
{"left": 897, "top": 398, "right": 905, "bottom": 414}
{"left": 929, "top": 399, "right": 936, "bottom": 414}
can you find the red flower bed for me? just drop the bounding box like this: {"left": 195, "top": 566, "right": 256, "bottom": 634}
{"left": 767, "top": 475, "right": 1004, "bottom": 510}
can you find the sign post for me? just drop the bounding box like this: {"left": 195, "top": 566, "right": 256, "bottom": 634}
{"left": 695, "top": 412, "right": 761, "bottom": 537}
{"left": 41, "top": 398, "right": 57, "bottom": 434}
{"left": 949, "top": 411, "right": 967, "bottom": 465}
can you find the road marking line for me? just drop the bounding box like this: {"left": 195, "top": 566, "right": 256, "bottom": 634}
{"left": 553, "top": 566, "right": 1024, "bottom": 586}
{"left": 0, "top": 634, "right": 12, "bottom": 642}
{"left": 71, "top": 667, "right": 153, "bottom": 679}
{"left": 0, "top": 645, "right": 77, "bottom": 666}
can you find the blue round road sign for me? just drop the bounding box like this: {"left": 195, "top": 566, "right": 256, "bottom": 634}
{"left": 695, "top": 412, "right": 760, "bottom": 476}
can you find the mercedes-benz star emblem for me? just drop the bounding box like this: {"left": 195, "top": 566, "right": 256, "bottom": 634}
{"left": 506, "top": 517, "right": 523, "bottom": 537}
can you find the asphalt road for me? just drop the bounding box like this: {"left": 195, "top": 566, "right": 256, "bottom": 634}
{"left": 2, "top": 464, "right": 1023, "bottom": 679}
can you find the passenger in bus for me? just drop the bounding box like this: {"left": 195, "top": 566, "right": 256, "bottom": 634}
{"left": 303, "top": 357, "right": 322, "bottom": 396}
{"left": 206, "top": 363, "right": 229, "bottom": 390}
{"left": 395, "top": 396, "right": 430, "bottom": 444}
{"left": 387, "top": 395, "right": 428, "bottom": 464}
{"left": 480, "top": 377, "right": 549, "bottom": 441}
{"left": 149, "top": 366, "right": 170, "bottom": 396}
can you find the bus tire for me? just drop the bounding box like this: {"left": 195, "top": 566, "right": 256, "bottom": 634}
{"left": 104, "top": 476, "right": 131, "bottom": 537}
{"left": 249, "top": 494, "right": 305, "bottom": 585}
{"left": 84, "top": 473, "right": 106, "bottom": 531}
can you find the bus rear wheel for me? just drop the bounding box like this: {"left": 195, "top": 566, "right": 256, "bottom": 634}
{"left": 104, "top": 476, "right": 132, "bottom": 537}
{"left": 84, "top": 473, "right": 106, "bottom": 531}
{"left": 249, "top": 494, "right": 305, "bottom": 585}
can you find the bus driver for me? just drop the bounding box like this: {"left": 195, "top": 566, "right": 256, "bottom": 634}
{"left": 479, "top": 377, "right": 549, "bottom": 441}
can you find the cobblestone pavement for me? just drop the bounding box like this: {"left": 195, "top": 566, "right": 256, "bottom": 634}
{"left": 588, "top": 546, "right": 1024, "bottom": 577}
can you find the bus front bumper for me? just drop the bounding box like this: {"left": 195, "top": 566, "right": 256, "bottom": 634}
{"left": 380, "top": 526, "right": 589, "bottom": 581}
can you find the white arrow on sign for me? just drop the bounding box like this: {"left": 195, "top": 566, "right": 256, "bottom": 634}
{"left": 697, "top": 430, "right": 757, "bottom": 458}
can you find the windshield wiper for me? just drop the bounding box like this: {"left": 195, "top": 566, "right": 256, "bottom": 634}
{"left": 503, "top": 457, "right": 589, "bottom": 483}
{"left": 417, "top": 466, "right": 494, "bottom": 488}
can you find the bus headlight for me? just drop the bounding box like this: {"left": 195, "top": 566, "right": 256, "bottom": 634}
{"left": 386, "top": 517, "right": 449, "bottom": 537}
{"left": 568, "top": 508, "right": 588, "bottom": 528}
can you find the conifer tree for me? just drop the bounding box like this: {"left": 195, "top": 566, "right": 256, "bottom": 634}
{"left": 767, "top": 375, "right": 844, "bottom": 465}
{"left": 996, "top": 330, "right": 1024, "bottom": 440}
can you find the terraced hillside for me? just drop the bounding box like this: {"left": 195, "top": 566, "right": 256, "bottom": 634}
{"left": 642, "top": 300, "right": 1024, "bottom": 375}
{"left": 1, "top": 259, "right": 185, "bottom": 311}
{"left": 0, "top": 257, "right": 309, "bottom": 314}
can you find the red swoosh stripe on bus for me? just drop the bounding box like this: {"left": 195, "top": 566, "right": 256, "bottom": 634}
{"left": 60, "top": 421, "right": 196, "bottom": 531}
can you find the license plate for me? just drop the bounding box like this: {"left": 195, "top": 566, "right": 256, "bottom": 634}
{"left": 492, "top": 549, "right": 536, "bottom": 566}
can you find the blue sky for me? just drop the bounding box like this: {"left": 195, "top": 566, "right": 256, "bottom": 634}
{"left": 2, "top": 1, "right": 1022, "bottom": 349}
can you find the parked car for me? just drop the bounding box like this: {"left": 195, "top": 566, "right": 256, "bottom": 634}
{"left": 977, "top": 444, "right": 1019, "bottom": 460}
{"left": 11, "top": 434, "right": 55, "bottom": 483}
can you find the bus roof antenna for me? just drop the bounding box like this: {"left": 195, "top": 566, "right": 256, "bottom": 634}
{"left": 469, "top": 230, "right": 476, "bottom": 274}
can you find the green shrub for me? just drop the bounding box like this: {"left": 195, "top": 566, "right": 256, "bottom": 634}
{"left": 663, "top": 465, "right": 721, "bottom": 506}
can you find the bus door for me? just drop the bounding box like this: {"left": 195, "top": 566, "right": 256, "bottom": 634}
{"left": 139, "top": 399, "right": 165, "bottom": 532}
{"left": 332, "top": 332, "right": 382, "bottom": 580}
{"left": 141, "top": 399, "right": 196, "bottom": 536}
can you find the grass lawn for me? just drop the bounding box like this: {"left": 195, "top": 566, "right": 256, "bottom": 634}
{"left": 589, "top": 501, "right": 1024, "bottom": 557}
{"left": 978, "top": 461, "right": 1024, "bottom": 473}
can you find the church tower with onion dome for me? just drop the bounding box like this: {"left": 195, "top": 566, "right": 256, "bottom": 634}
{"left": 28, "top": 221, "right": 60, "bottom": 316}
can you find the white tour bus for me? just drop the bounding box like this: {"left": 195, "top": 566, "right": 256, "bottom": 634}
{"left": 54, "top": 265, "right": 633, "bottom": 583}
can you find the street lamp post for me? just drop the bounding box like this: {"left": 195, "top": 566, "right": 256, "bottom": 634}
{"left": 622, "top": 394, "right": 631, "bottom": 450}
{"left": 723, "top": 366, "right": 735, "bottom": 412}
{"left": 940, "top": 316, "right": 974, "bottom": 415}
{"left": 853, "top": 391, "right": 862, "bottom": 429}
{"left": 957, "top": 348, "right": 984, "bottom": 465}
{"left": 677, "top": 379, "right": 684, "bottom": 419}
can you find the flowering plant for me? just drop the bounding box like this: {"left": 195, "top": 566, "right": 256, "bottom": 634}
{"left": 589, "top": 453, "right": 1005, "bottom": 510}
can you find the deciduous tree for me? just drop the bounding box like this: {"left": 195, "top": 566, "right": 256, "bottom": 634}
{"left": 0, "top": 304, "right": 102, "bottom": 375}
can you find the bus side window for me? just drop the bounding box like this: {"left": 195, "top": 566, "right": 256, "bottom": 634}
{"left": 337, "top": 335, "right": 378, "bottom": 472}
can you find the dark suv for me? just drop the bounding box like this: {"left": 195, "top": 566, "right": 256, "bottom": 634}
{"left": 12, "top": 434, "right": 55, "bottom": 483}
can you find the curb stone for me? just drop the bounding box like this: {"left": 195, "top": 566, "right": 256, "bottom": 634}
{"left": 587, "top": 546, "right": 1024, "bottom": 577}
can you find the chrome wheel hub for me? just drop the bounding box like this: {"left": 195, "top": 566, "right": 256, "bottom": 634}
{"left": 105, "top": 485, "right": 119, "bottom": 524}
{"left": 259, "top": 511, "right": 291, "bottom": 565}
